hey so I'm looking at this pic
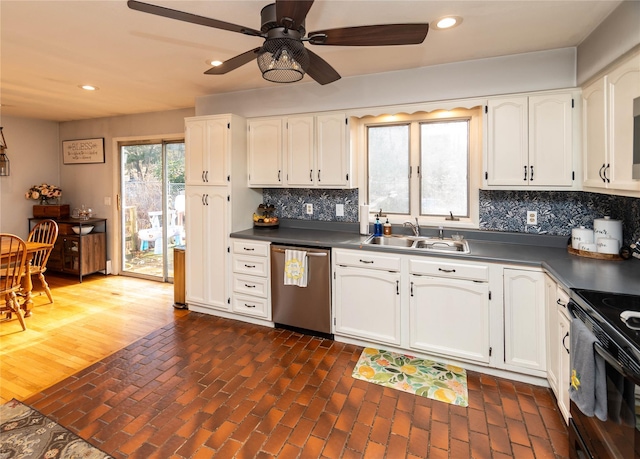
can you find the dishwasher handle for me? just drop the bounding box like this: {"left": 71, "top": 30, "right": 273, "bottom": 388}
{"left": 271, "top": 248, "right": 327, "bottom": 257}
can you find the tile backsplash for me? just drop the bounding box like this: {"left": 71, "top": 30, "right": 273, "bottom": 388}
{"left": 263, "top": 188, "right": 640, "bottom": 246}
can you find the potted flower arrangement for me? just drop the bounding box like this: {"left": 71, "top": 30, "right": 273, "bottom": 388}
{"left": 25, "top": 183, "right": 62, "bottom": 204}
{"left": 26, "top": 183, "right": 69, "bottom": 218}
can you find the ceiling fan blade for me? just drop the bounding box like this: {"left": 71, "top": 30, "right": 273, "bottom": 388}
{"left": 204, "top": 48, "right": 262, "bottom": 75}
{"left": 276, "top": 0, "right": 314, "bottom": 29}
{"left": 309, "top": 24, "right": 429, "bottom": 46}
{"left": 306, "top": 49, "right": 341, "bottom": 85}
{"left": 127, "top": 0, "right": 262, "bottom": 36}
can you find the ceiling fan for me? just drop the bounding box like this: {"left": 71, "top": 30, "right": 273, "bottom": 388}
{"left": 127, "top": 0, "right": 429, "bottom": 85}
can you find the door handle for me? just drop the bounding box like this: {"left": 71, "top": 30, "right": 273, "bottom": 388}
{"left": 530, "top": 165, "right": 534, "bottom": 181}
{"left": 562, "top": 332, "right": 569, "bottom": 354}
{"left": 599, "top": 164, "right": 606, "bottom": 182}
{"left": 604, "top": 164, "right": 610, "bottom": 183}
{"left": 523, "top": 165, "right": 528, "bottom": 181}
{"left": 318, "top": 170, "right": 321, "bottom": 182}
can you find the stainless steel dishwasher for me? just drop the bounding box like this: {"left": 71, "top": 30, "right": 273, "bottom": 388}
{"left": 271, "top": 244, "right": 332, "bottom": 338}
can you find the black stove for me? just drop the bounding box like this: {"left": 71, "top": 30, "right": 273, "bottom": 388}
{"left": 570, "top": 288, "right": 640, "bottom": 376}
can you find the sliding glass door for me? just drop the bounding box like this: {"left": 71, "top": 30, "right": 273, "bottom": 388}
{"left": 120, "top": 140, "right": 185, "bottom": 281}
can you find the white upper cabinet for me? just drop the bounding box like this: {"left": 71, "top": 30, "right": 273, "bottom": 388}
{"left": 249, "top": 112, "right": 355, "bottom": 189}
{"left": 248, "top": 117, "right": 284, "bottom": 187}
{"left": 584, "top": 51, "right": 640, "bottom": 192}
{"left": 485, "top": 91, "right": 575, "bottom": 189}
{"left": 285, "top": 115, "right": 315, "bottom": 187}
{"left": 185, "top": 116, "right": 230, "bottom": 186}
{"left": 315, "top": 113, "right": 351, "bottom": 187}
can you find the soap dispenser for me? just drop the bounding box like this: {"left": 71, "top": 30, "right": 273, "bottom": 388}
{"left": 383, "top": 218, "right": 392, "bottom": 235}
{"left": 374, "top": 216, "right": 383, "bottom": 236}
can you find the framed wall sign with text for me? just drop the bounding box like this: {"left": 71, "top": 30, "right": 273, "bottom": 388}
{"left": 62, "top": 138, "right": 105, "bottom": 164}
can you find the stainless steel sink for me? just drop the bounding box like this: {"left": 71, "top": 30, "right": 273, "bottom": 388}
{"left": 365, "top": 235, "right": 415, "bottom": 247}
{"left": 413, "top": 238, "right": 470, "bottom": 253}
{"left": 363, "top": 235, "right": 470, "bottom": 254}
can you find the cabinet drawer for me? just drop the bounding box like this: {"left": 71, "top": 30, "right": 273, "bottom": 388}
{"left": 232, "top": 255, "right": 269, "bottom": 277}
{"left": 334, "top": 249, "right": 401, "bottom": 271}
{"left": 232, "top": 274, "right": 268, "bottom": 298}
{"left": 232, "top": 294, "right": 269, "bottom": 319}
{"left": 232, "top": 240, "right": 269, "bottom": 257}
{"left": 409, "top": 258, "right": 488, "bottom": 282}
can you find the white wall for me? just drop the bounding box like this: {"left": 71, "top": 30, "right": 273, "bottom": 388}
{"left": 196, "top": 48, "right": 577, "bottom": 118}
{"left": 0, "top": 116, "right": 60, "bottom": 238}
{"left": 576, "top": 0, "right": 640, "bottom": 85}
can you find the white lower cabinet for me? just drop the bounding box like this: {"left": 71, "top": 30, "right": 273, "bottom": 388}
{"left": 185, "top": 186, "right": 229, "bottom": 311}
{"left": 503, "top": 268, "right": 547, "bottom": 375}
{"left": 409, "top": 275, "right": 490, "bottom": 364}
{"left": 333, "top": 250, "right": 402, "bottom": 346}
{"left": 545, "top": 275, "right": 560, "bottom": 395}
{"left": 557, "top": 299, "right": 571, "bottom": 423}
{"left": 230, "top": 239, "right": 271, "bottom": 320}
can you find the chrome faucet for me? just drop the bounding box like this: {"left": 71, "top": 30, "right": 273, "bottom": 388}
{"left": 438, "top": 225, "right": 444, "bottom": 239}
{"left": 403, "top": 218, "right": 420, "bottom": 237}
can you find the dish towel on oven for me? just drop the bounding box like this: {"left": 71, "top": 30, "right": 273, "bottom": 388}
{"left": 569, "top": 317, "right": 607, "bottom": 421}
{"left": 284, "top": 249, "right": 308, "bottom": 287}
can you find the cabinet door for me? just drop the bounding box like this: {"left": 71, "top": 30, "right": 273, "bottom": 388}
{"left": 529, "top": 93, "right": 573, "bottom": 186}
{"left": 204, "top": 117, "right": 230, "bottom": 186}
{"left": 487, "top": 97, "right": 528, "bottom": 185}
{"left": 185, "top": 116, "right": 229, "bottom": 186}
{"left": 558, "top": 308, "right": 571, "bottom": 423}
{"left": 582, "top": 77, "right": 608, "bottom": 188}
{"left": 410, "top": 275, "right": 490, "bottom": 364}
{"left": 608, "top": 53, "right": 640, "bottom": 191}
{"left": 248, "top": 118, "right": 283, "bottom": 187}
{"left": 185, "top": 118, "right": 207, "bottom": 185}
{"left": 504, "top": 269, "right": 546, "bottom": 374}
{"left": 286, "top": 115, "right": 315, "bottom": 186}
{"left": 316, "top": 113, "right": 349, "bottom": 187}
{"left": 544, "top": 275, "right": 560, "bottom": 396}
{"left": 334, "top": 265, "right": 401, "bottom": 345}
{"left": 185, "top": 186, "right": 229, "bottom": 310}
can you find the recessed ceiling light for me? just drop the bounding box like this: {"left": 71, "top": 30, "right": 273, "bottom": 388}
{"left": 434, "top": 16, "right": 462, "bottom": 30}
{"left": 79, "top": 85, "right": 98, "bottom": 91}
{"left": 209, "top": 60, "right": 223, "bottom": 67}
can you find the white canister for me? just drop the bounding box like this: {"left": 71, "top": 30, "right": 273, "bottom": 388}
{"left": 594, "top": 216, "right": 623, "bottom": 247}
{"left": 571, "top": 226, "right": 594, "bottom": 249}
{"left": 596, "top": 237, "right": 620, "bottom": 254}
{"left": 578, "top": 242, "right": 597, "bottom": 252}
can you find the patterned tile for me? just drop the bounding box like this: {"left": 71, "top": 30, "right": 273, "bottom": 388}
{"left": 260, "top": 188, "right": 640, "bottom": 247}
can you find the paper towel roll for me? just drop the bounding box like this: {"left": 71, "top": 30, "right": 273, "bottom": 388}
{"left": 360, "top": 205, "right": 370, "bottom": 235}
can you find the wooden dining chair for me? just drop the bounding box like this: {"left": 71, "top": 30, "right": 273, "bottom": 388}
{"left": 0, "top": 234, "right": 28, "bottom": 330}
{"left": 26, "top": 219, "right": 59, "bottom": 303}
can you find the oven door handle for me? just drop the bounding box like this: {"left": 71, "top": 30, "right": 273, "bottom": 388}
{"left": 594, "top": 342, "right": 640, "bottom": 386}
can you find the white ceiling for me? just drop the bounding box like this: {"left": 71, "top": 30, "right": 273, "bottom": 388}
{"left": 0, "top": 0, "right": 622, "bottom": 122}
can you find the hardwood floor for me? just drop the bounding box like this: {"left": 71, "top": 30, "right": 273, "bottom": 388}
{"left": 0, "top": 272, "right": 187, "bottom": 404}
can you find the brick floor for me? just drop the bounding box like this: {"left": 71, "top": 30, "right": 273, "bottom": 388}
{"left": 25, "top": 312, "right": 569, "bottom": 458}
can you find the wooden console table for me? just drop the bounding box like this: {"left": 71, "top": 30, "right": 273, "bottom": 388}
{"left": 28, "top": 217, "right": 107, "bottom": 282}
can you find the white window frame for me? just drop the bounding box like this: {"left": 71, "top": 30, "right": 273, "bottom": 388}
{"left": 356, "top": 107, "right": 483, "bottom": 229}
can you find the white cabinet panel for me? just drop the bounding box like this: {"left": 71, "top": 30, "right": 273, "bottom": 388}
{"left": 185, "top": 116, "right": 229, "bottom": 186}
{"left": 504, "top": 268, "right": 546, "bottom": 374}
{"left": 583, "top": 50, "right": 640, "bottom": 192}
{"left": 248, "top": 118, "right": 283, "bottom": 187}
{"left": 486, "top": 91, "right": 575, "bottom": 188}
{"left": 334, "top": 264, "right": 401, "bottom": 346}
{"left": 410, "top": 275, "right": 490, "bottom": 364}
{"left": 185, "top": 186, "right": 229, "bottom": 311}
{"left": 286, "top": 115, "right": 315, "bottom": 186}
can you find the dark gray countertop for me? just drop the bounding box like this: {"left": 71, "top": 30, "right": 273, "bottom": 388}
{"left": 231, "top": 222, "right": 640, "bottom": 296}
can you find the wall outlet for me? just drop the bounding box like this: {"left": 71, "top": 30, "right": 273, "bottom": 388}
{"left": 305, "top": 203, "right": 313, "bottom": 215}
{"left": 336, "top": 204, "right": 344, "bottom": 217}
{"left": 527, "top": 210, "right": 537, "bottom": 225}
